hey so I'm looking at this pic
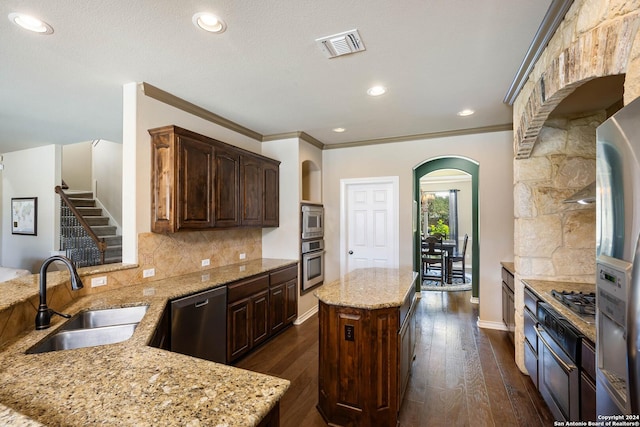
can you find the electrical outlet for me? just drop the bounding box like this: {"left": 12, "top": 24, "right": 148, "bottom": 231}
{"left": 201, "top": 273, "right": 210, "bottom": 282}
{"left": 345, "top": 325, "right": 355, "bottom": 342}
{"left": 143, "top": 288, "right": 156, "bottom": 296}
{"left": 91, "top": 276, "right": 107, "bottom": 287}
{"left": 239, "top": 253, "right": 246, "bottom": 260}
{"left": 201, "top": 258, "right": 210, "bottom": 267}
{"left": 239, "top": 265, "right": 246, "bottom": 272}
{"left": 143, "top": 268, "right": 155, "bottom": 278}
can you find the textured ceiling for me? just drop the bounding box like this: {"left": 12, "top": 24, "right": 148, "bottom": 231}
{"left": 0, "top": 0, "right": 552, "bottom": 153}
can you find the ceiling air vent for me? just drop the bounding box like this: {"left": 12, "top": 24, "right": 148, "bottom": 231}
{"left": 316, "top": 29, "right": 366, "bottom": 58}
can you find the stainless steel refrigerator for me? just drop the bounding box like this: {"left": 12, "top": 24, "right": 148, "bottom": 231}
{"left": 596, "top": 95, "right": 640, "bottom": 415}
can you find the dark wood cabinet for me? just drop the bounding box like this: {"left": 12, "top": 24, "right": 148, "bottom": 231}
{"left": 524, "top": 286, "right": 539, "bottom": 387}
{"left": 227, "top": 265, "right": 298, "bottom": 363}
{"left": 227, "top": 274, "right": 270, "bottom": 362}
{"left": 269, "top": 265, "right": 298, "bottom": 334}
{"left": 149, "top": 125, "right": 280, "bottom": 232}
{"left": 501, "top": 267, "right": 515, "bottom": 341}
{"left": 240, "top": 155, "right": 263, "bottom": 226}
{"left": 262, "top": 160, "right": 279, "bottom": 227}
{"left": 214, "top": 144, "right": 240, "bottom": 227}
{"left": 317, "top": 286, "right": 416, "bottom": 426}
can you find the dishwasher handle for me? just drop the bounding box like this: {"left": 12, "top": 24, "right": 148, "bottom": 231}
{"left": 170, "top": 286, "right": 226, "bottom": 309}
{"left": 195, "top": 299, "right": 209, "bottom": 308}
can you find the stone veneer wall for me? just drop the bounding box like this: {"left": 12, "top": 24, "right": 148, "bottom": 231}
{"left": 514, "top": 112, "right": 601, "bottom": 282}
{"left": 512, "top": 0, "right": 640, "bottom": 372}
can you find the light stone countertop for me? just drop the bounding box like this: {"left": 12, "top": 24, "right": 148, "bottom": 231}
{"left": 522, "top": 279, "right": 596, "bottom": 343}
{"left": 501, "top": 261, "right": 515, "bottom": 275}
{"left": 314, "top": 267, "right": 418, "bottom": 309}
{"left": 0, "top": 258, "right": 296, "bottom": 427}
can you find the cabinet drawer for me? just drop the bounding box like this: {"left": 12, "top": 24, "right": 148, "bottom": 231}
{"left": 524, "top": 306, "right": 537, "bottom": 352}
{"left": 270, "top": 265, "right": 297, "bottom": 285}
{"left": 581, "top": 339, "right": 596, "bottom": 380}
{"left": 228, "top": 274, "right": 269, "bottom": 303}
{"left": 524, "top": 286, "right": 538, "bottom": 314}
{"left": 524, "top": 337, "right": 538, "bottom": 388}
{"left": 501, "top": 267, "right": 514, "bottom": 290}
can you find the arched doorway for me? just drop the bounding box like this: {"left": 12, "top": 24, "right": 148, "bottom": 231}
{"left": 413, "top": 157, "right": 479, "bottom": 299}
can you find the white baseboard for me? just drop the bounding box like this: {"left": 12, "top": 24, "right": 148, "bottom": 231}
{"left": 469, "top": 296, "right": 479, "bottom": 304}
{"left": 294, "top": 305, "right": 318, "bottom": 325}
{"left": 477, "top": 318, "right": 509, "bottom": 331}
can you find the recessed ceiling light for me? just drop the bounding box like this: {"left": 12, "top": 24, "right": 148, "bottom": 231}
{"left": 367, "top": 86, "right": 387, "bottom": 96}
{"left": 192, "top": 12, "right": 226, "bottom": 33}
{"left": 457, "top": 109, "right": 475, "bottom": 117}
{"left": 333, "top": 127, "right": 346, "bottom": 133}
{"left": 8, "top": 13, "right": 53, "bottom": 34}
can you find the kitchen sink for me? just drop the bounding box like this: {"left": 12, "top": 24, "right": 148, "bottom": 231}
{"left": 26, "top": 305, "right": 149, "bottom": 354}
{"left": 26, "top": 324, "right": 139, "bottom": 354}
{"left": 59, "top": 305, "right": 149, "bottom": 330}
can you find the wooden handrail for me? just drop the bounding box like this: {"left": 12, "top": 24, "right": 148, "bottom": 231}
{"left": 55, "top": 186, "right": 107, "bottom": 262}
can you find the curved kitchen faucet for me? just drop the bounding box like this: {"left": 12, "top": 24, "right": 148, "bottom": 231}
{"left": 35, "top": 255, "right": 84, "bottom": 330}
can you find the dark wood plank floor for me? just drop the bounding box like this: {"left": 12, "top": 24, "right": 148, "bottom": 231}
{"left": 234, "top": 290, "right": 554, "bottom": 427}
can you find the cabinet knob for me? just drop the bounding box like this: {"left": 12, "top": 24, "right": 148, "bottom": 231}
{"left": 348, "top": 250, "right": 353, "bottom": 255}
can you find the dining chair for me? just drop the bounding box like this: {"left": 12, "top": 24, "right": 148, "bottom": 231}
{"left": 422, "top": 235, "right": 445, "bottom": 285}
{"left": 448, "top": 234, "right": 468, "bottom": 282}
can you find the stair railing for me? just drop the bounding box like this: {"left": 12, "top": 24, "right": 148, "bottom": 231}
{"left": 55, "top": 186, "right": 107, "bottom": 267}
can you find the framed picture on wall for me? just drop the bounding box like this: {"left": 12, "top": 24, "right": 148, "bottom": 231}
{"left": 11, "top": 197, "right": 37, "bottom": 236}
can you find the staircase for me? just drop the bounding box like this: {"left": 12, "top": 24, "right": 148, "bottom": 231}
{"left": 63, "top": 191, "right": 122, "bottom": 264}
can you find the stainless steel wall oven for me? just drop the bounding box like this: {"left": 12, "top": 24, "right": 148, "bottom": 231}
{"left": 301, "top": 239, "right": 324, "bottom": 293}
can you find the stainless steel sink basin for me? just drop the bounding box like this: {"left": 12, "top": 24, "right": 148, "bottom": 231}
{"left": 59, "top": 305, "right": 149, "bottom": 330}
{"left": 26, "top": 305, "right": 149, "bottom": 354}
{"left": 26, "top": 324, "right": 138, "bottom": 354}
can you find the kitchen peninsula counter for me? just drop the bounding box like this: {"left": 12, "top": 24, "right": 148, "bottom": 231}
{"left": 314, "top": 267, "right": 418, "bottom": 427}
{"left": 0, "top": 259, "right": 296, "bottom": 427}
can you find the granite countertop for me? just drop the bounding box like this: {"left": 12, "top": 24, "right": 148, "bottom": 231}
{"left": 314, "top": 267, "right": 417, "bottom": 309}
{"left": 500, "top": 261, "right": 515, "bottom": 275}
{"left": 522, "top": 278, "right": 596, "bottom": 343}
{"left": 0, "top": 259, "right": 296, "bottom": 427}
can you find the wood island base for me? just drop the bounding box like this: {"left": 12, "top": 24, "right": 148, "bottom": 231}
{"left": 314, "top": 268, "right": 417, "bottom": 427}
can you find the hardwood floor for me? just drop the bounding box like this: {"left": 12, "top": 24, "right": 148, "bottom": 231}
{"left": 234, "top": 290, "right": 554, "bottom": 427}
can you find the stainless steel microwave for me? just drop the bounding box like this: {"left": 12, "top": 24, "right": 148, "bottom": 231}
{"left": 301, "top": 204, "right": 323, "bottom": 239}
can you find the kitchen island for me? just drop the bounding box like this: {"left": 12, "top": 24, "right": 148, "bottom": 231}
{"left": 0, "top": 259, "right": 295, "bottom": 426}
{"left": 314, "top": 267, "right": 418, "bottom": 427}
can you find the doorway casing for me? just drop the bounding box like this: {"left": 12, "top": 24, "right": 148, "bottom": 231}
{"left": 413, "top": 157, "right": 479, "bottom": 299}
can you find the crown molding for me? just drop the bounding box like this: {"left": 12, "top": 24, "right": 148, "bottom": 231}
{"left": 503, "top": 0, "right": 575, "bottom": 105}
{"left": 141, "top": 82, "right": 263, "bottom": 141}
{"left": 262, "top": 131, "right": 325, "bottom": 149}
{"left": 323, "top": 124, "right": 513, "bottom": 150}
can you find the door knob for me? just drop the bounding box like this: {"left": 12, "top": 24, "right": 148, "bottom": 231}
{"left": 348, "top": 250, "right": 353, "bottom": 255}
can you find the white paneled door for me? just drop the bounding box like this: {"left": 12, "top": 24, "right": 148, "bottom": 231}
{"left": 341, "top": 177, "right": 399, "bottom": 275}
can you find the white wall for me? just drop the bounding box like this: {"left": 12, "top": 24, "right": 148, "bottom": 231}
{"left": 322, "top": 131, "right": 515, "bottom": 326}
{"left": 2, "top": 145, "right": 61, "bottom": 272}
{"left": 62, "top": 142, "right": 92, "bottom": 190}
{"left": 92, "top": 140, "right": 123, "bottom": 227}
{"left": 122, "top": 82, "right": 264, "bottom": 263}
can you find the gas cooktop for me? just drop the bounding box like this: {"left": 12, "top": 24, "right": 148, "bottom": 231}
{"left": 551, "top": 290, "right": 596, "bottom": 319}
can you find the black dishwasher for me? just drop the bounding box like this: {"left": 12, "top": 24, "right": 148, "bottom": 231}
{"left": 170, "top": 286, "right": 227, "bottom": 364}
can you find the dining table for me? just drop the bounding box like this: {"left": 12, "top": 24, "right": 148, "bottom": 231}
{"left": 422, "top": 239, "right": 457, "bottom": 284}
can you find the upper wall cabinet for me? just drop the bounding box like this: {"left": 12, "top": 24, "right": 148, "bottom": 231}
{"left": 149, "top": 125, "right": 280, "bottom": 233}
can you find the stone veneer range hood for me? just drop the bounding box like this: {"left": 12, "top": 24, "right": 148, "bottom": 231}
{"left": 563, "top": 181, "right": 596, "bottom": 204}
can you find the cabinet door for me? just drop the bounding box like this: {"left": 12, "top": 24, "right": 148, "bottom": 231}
{"left": 214, "top": 145, "right": 240, "bottom": 227}
{"left": 240, "top": 155, "right": 263, "bottom": 226}
{"left": 284, "top": 278, "right": 298, "bottom": 325}
{"left": 262, "top": 160, "right": 279, "bottom": 227}
{"left": 269, "top": 283, "right": 285, "bottom": 334}
{"left": 177, "top": 136, "right": 214, "bottom": 229}
{"left": 227, "top": 297, "right": 251, "bottom": 361}
{"left": 252, "top": 289, "right": 269, "bottom": 347}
